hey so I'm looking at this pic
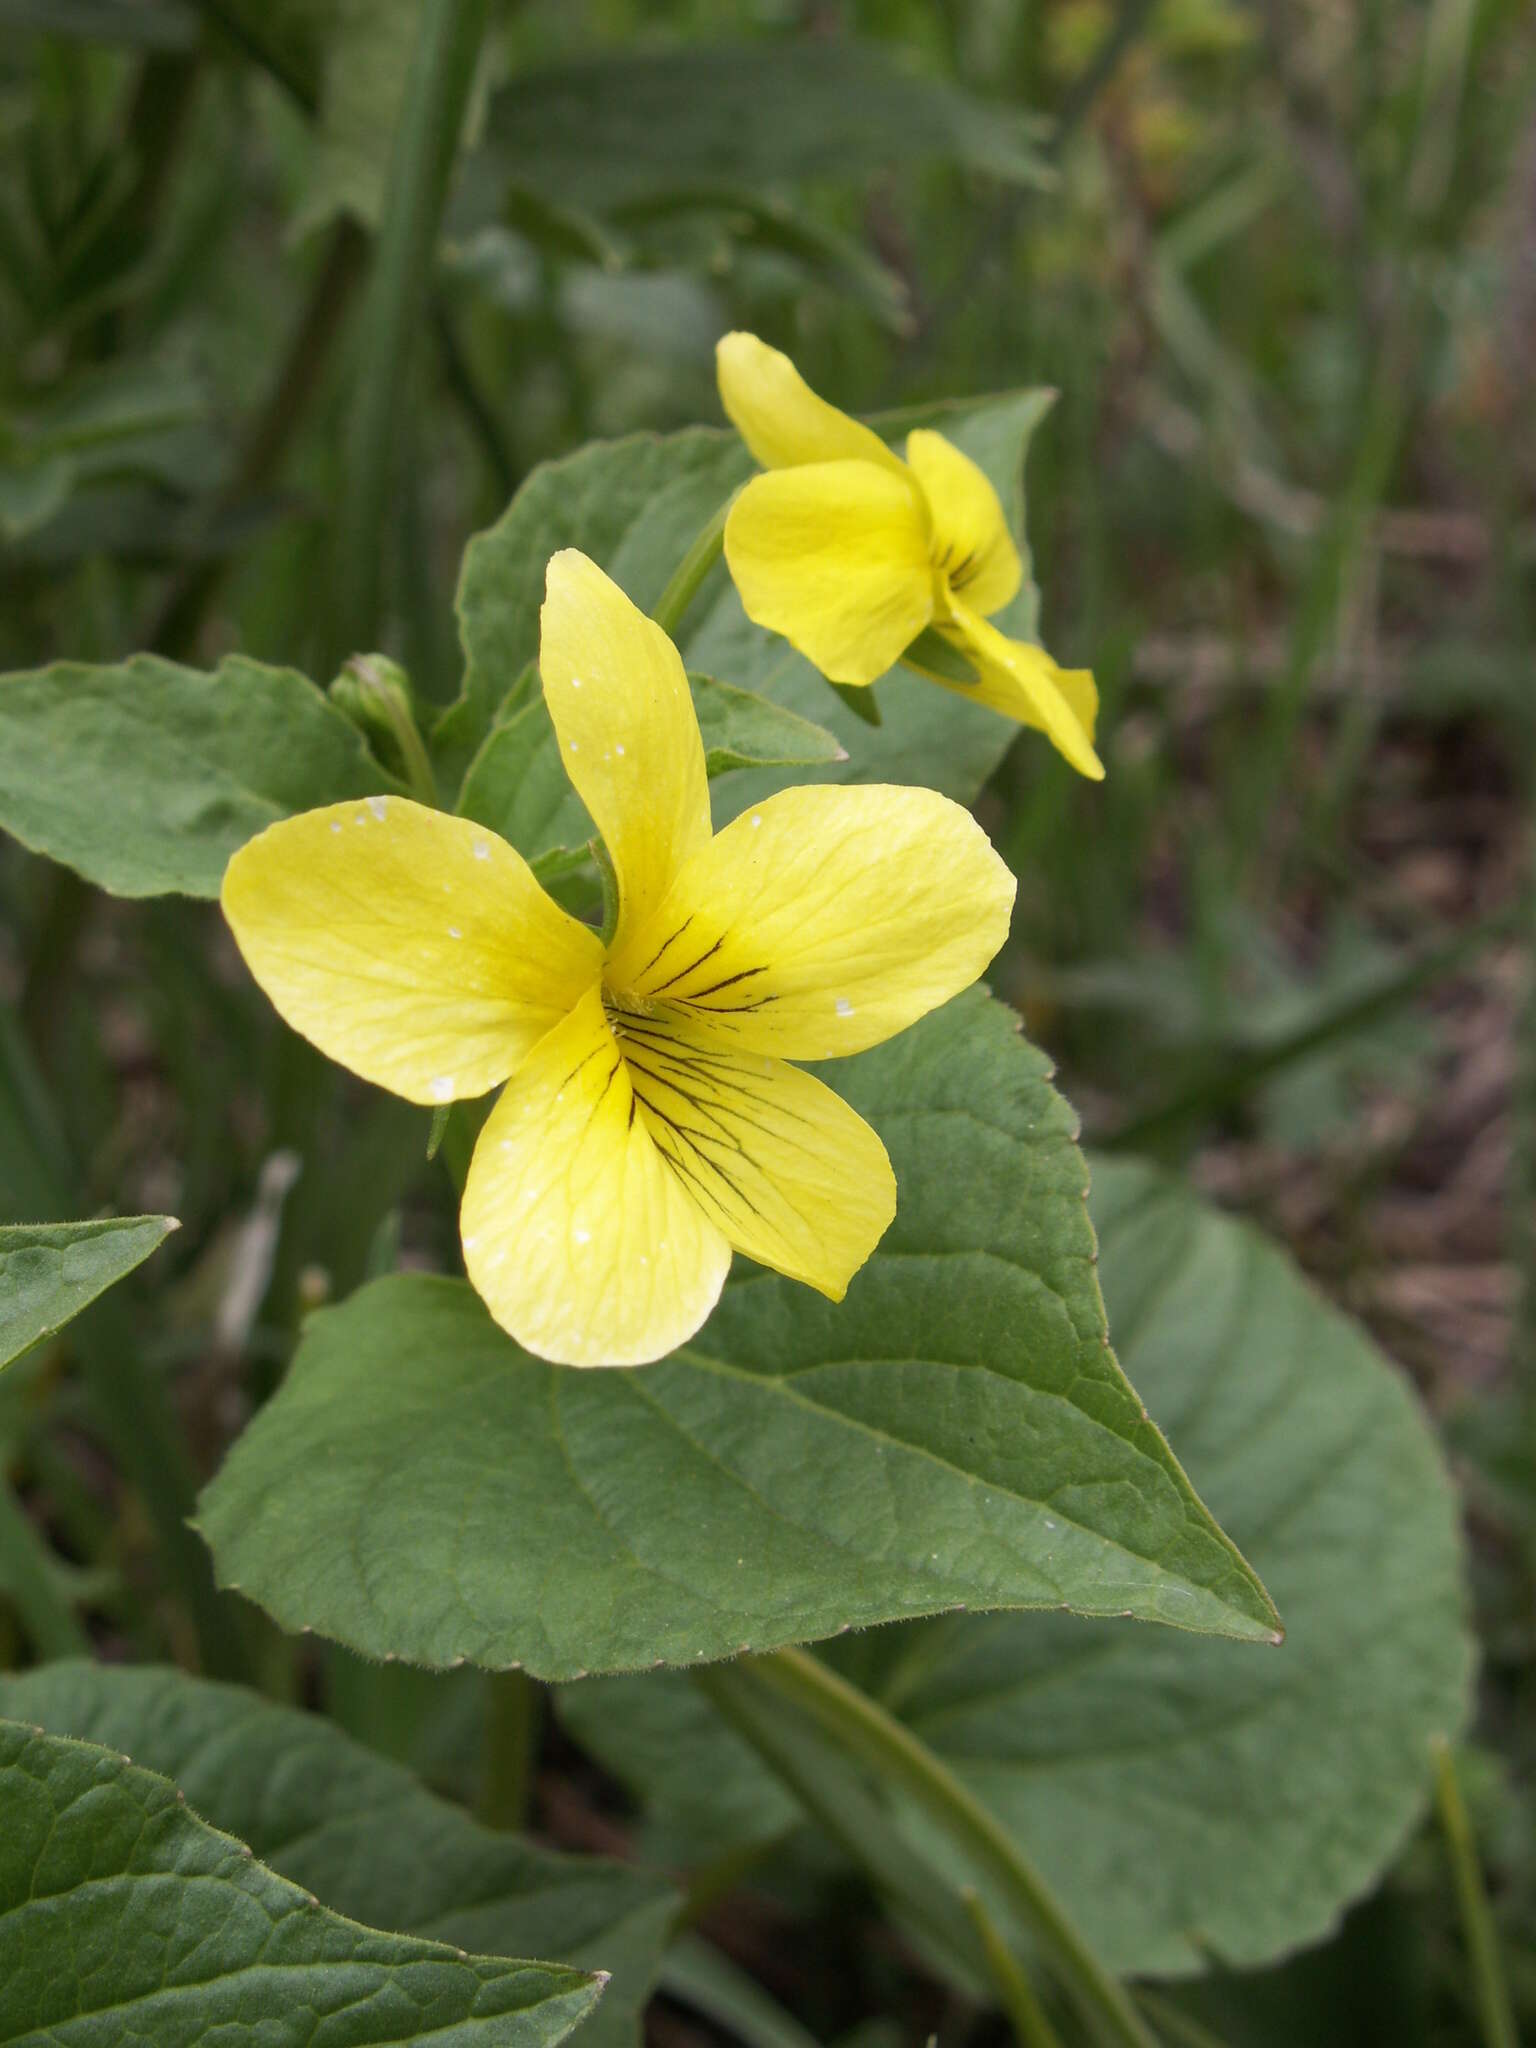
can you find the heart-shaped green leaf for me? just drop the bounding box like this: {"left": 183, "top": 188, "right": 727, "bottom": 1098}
{"left": 0, "top": 1215, "right": 177, "bottom": 1370}
{"left": 197, "top": 992, "right": 1277, "bottom": 1680}
{"left": 0, "top": 655, "right": 400, "bottom": 897}
{"left": 0, "top": 1718, "right": 601, "bottom": 2047}
{"left": 561, "top": 1159, "right": 1472, "bottom": 1979}
{"left": 0, "top": 1662, "right": 676, "bottom": 2048}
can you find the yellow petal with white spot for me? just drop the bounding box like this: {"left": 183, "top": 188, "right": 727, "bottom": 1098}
{"left": 540, "top": 550, "right": 712, "bottom": 958}
{"left": 717, "top": 331, "right": 906, "bottom": 475}
{"left": 221, "top": 798, "right": 603, "bottom": 1106}
{"left": 616, "top": 784, "right": 1015, "bottom": 1061}
{"left": 905, "top": 428, "right": 1022, "bottom": 618}
{"left": 613, "top": 1008, "right": 895, "bottom": 1299}
{"left": 460, "top": 985, "right": 730, "bottom": 1367}
{"left": 941, "top": 602, "right": 1104, "bottom": 780}
{"left": 722, "top": 463, "right": 934, "bottom": 690}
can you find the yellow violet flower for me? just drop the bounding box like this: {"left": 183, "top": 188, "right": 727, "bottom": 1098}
{"left": 221, "top": 552, "right": 1015, "bottom": 1367}
{"left": 716, "top": 331, "right": 1104, "bottom": 781}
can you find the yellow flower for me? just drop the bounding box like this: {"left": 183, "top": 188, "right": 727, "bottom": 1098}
{"left": 222, "top": 552, "right": 1016, "bottom": 1367}
{"left": 716, "top": 331, "right": 1104, "bottom": 781}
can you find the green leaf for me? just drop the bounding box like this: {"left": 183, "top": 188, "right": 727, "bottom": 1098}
{"left": 0, "top": 0, "right": 198, "bottom": 47}
{"left": 0, "top": 1663, "right": 677, "bottom": 2048}
{"left": 0, "top": 654, "right": 402, "bottom": 897}
{"left": 873, "top": 1158, "right": 1473, "bottom": 1975}
{"left": 441, "top": 387, "right": 1056, "bottom": 809}
{"left": 478, "top": 44, "right": 1052, "bottom": 213}
{"left": 456, "top": 676, "right": 843, "bottom": 875}
{"left": 0, "top": 1216, "right": 177, "bottom": 1371}
{"left": 559, "top": 1163, "right": 1473, "bottom": 1979}
{"left": 0, "top": 1718, "right": 602, "bottom": 2047}
{"left": 198, "top": 991, "right": 1277, "bottom": 1683}
{"left": 690, "top": 674, "right": 845, "bottom": 775}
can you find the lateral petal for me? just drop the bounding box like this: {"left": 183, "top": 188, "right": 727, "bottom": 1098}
{"left": 612, "top": 1009, "right": 895, "bottom": 1300}
{"left": 540, "top": 551, "right": 712, "bottom": 957}
{"left": 722, "top": 463, "right": 934, "bottom": 690}
{"left": 461, "top": 986, "right": 731, "bottom": 1367}
{"left": 617, "top": 784, "right": 1015, "bottom": 1061}
{"left": 942, "top": 602, "right": 1105, "bottom": 781}
{"left": 905, "top": 428, "right": 1022, "bottom": 617}
{"left": 221, "top": 797, "right": 603, "bottom": 1106}
{"left": 716, "top": 331, "right": 906, "bottom": 475}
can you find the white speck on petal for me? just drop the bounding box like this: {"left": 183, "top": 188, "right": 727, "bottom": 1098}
{"left": 568, "top": 740, "right": 579, "bottom": 753}
{"left": 574, "top": 1227, "right": 591, "bottom": 1244}
{"left": 354, "top": 810, "right": 368, "bottom": 825}
{"left": 368, "top": 795, "right": 388, "bottom": 820}
{"left": 615, "top": 743, "right": 626, "bottom": 757}
{"left": 639, "top": 1254, "right": 649, "bottom": 1266}
{"left": 330, "top": 820, "right": 343, "bottom": 833}
{"left": 448, "top": 925, "right": 462, "bottom": 939}
{"left": 750, "top": 813, "right": 762, "bottom": 829}
{"left": 430, "top": 1076, "right": 455, "bottom": 1102}
{"left": 463, "top": 1235, "right": 479, "bottom": 1251}
{"left": 472, "top": 838, "right": 490, "bottom": 860}
{"left": 835, "top": 996, "right": 855, "bottom": 1018}
{"left": 570, "top": 676, "right": 582, "bottom": 689}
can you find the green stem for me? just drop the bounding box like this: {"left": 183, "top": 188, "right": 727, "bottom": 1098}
{"left": 0, "top": 1479, "right": 90, "bottom": 1662}
{"left": 650, "top": 497, "right": 732, "bottom": 641}
{"left": 1433, "top": 1739, "right": 1520, "bottom": 2048}
{"left": 329, "top": 0, "right": 488, "bottom": 671}
{"left": 479, "top": 1669, "right": 541, "bottom": 1831}
{"left": 961, "top": 1887, "right": 1068, "bottom": 2048}
{"left": 748, "top": 1647, "right": 1158, "bottom": 2048}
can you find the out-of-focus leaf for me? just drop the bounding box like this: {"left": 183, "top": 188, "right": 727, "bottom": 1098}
{"left": 0, "top": 0, "right": 198, "bottom": 48}
{"left": 479, "top": 43, "right": 1052, "bottom": 211}
{"left": 0, "top": 1216, "right": 177, "bottom": 1370}
{"left": 0, "top": 1719, "right": 602, "bottom": 2047}
{"left": 0, "top": 1663, "right": 678, "bottom": 2048}
{"left": 197, "top": 991, "right": 1278, "bottom": 1682}
{"left": 0, "top": 654, "right": 402, "bottom": 897}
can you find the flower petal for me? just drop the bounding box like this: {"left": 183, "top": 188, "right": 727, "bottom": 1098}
{"left": 942, "top": 602, "right": 1105, "bottom": 781}
{"left": 461, "top": 986, "right": 730, "bottom": 1367}
{"left": 612, "top": 1008, "right": 895, "bottom": 1299}
{"left": 717, "top": 331, "right": 906, "bottom": 475}
{"left": 905, "top": 428, "right": 1022, "bottom": 617}
{"left": 221, "top": 797, "right": 603, "bottom": 1106}
{"left": 617, "top": 784, "right": 1015, "bottom": 1061}
{"left": 540, "top": 550, "right": 712, "bottom": 956}
{"left": 722, "top": 463, "right": 934, "bottom": 689}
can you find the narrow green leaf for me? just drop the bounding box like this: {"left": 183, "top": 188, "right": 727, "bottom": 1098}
{"left": 0, "top": 1663, "right": 677, "bottom": 2048}
{"left": 691, "top": 674, "right": 845, "bottom": 774}
{"left": 0, "top": 1216, "right": 177, "bottom": 1370}
{"left": 198, "top": 991, "right": 1277, "bottom": 1681}
{"left": 0, "top": 1719, "right": 602, "bottom": 2048}
{"left": 0, "top": 654, "right": 403, "bottom": 897}
{"left": 0, "top": 0, "right": 198, "bottom": 47}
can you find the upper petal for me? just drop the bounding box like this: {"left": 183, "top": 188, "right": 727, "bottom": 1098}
{"left": 461, "top": 985, "right": 730, "bottom": 1367}
{"left": 221, "top": 797, "right": 603, "bottom": 1105}
{"left": 716, "top": 331, "right": 906, "bottom": 475}
{"left": 905, "top": 428, "right": 1022, "bottom": 617}
{"left": 540, "top": 551, "right": 712, "bottom": 957}
{"left": 618, "top": 784, "right": 1016, "bottom": 1061}
{"left": 942, "top": 602, "right": 1105, "bottom": 781}
{"left": 722, "top": 463, "right": 934, "bottom": 689}
{"left": 613, "top": 1008, "right": 895, "bottom": 1300}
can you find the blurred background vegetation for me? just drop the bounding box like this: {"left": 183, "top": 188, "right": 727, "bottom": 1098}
{"left": 0, "top": 0, "right": 1531, "bottom": 2042}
